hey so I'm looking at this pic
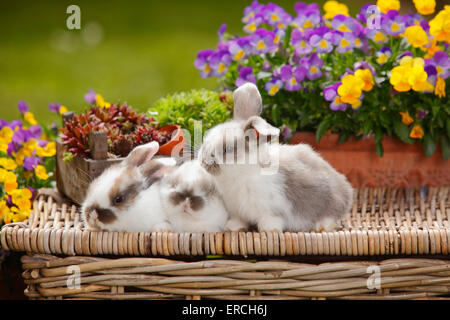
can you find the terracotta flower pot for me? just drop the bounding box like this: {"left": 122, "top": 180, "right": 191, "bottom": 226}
{"left": 290, "top": 132, "right": 450, "bottom": 188}
{"left": 157, "top": 124, "right": 185, "bottom": 155}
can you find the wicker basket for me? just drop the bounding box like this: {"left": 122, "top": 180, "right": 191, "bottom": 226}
{"left": 1, "top": 187, "right": 450, "bottom": 300}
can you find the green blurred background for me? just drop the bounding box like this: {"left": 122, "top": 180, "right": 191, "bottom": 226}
{"left": 0, "top": 0, "right": 435, "bottom": 124}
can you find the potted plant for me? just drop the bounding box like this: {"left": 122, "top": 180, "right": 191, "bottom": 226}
{"left": 56, "top": 91, "right": 185, "bottom": 204}
{"left": 0, "top": 102, "right": 57, "bottom": 299}
{"left": 148, "top": 89, "right": 233, "bottom": 153}
{"left": 194, "top": 0, "right": 450, "bottom": 187}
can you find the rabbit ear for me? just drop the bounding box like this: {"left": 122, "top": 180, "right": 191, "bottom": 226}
{"left": 123, "top": 141, "right": 159, "bottom": 168}
{"left": 233, "top": 82, "right": 262, "bottom": 121}
{"left": 244, "top": 116, "right": 280, "bottom": 139}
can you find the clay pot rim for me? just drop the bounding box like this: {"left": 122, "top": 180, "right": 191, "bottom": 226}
{"left": 290, "top": 131, "right": 433, "bottom": 153}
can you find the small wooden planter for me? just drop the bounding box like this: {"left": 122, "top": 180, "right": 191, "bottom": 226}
{"left": 1, "top": 187, "right": 450, "bottom": 300}
{"left": 290, "top": 132, "right": 450, "bottom": 188}
{"left": 56, "top": 113, "right": 184, "bottom": 205}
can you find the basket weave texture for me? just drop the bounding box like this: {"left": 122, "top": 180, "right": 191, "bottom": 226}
{"left": 2, "top": 187, "right": 450, "bottom": 300}
{"left": 1, "top": 187, "right": 449, "bottom": 257}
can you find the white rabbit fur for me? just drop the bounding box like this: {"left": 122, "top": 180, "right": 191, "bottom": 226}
{"left": 198, "top": 82, "right": 353, "bottom": 232}
{"left": 159, "top": 160, "right": 229, "bottom": 233}
{"left": 81, "top": 141, "right": 176, "bottom": 232}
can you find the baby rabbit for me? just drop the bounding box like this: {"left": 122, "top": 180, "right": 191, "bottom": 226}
{"left": 81, "top": 141, "right": 176, "bottom": 232}
{"left": 159, "top": 160, "right": 229, "bottom": 232}
{"left": 198, "top": 82, "right": 353, "bottom": 232}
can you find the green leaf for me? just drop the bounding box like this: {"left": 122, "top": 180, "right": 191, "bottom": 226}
{"left": 338, "top": 132, "right": 350, "bottom": 144}
{"left": 316, "top": 118, "right": 331, "bottom": 142}
{"left": 446, "top": 118, "right": 450, "bottom": 138}
{"left": 393, "top": 121, "right": 414, "bottom": 144}
{"left": 271, "top": 105, "right": 280, "bottom": 127}
{"left": 375, "top": 140, "right": 384, "bottom": 157}
{"left": 442, "top": 136, "right": 450, "bottom": 161}
{"left": 423, "top": 135, "right": 437, "bottom": 157}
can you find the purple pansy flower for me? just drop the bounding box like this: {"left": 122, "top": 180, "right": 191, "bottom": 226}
{"left": 367, "top": 28, "right": 388, "bottom": 44}
{"left": 383, "top": 10, "right": 406, "bottom": 36}
{"left": 84, "top": 89, "right": 97, "bottom": 104}
{"left": 18, "top": 101, "right": 29, "bottom": 114}
{"left": 251, "top": 29, "right": 276, "bottom": 54}
{"left": 280, "top": 65, "right": 306, "bottom": 91}
{"left": 426, "top": 51, "right": 450, "bottom": 79}
{"left": 48, "top": 102, "right": 61, "bottom": 114}
{"left": 273, "top": 28, "right": 285, "bottom": 46}
{"left": 309, "top": 28, "right": 336, "bottom": 53}
{"left": 0, "top": 119, "right": 8, "bottom": 129}
{"left": 236, "top": 67, "right": 257, "bottom": 87}
{"left": 261, "top": 3, "right": 292, "bottom": 29}
{"left": 424, "top": 65, "right": 438, "bottom": 86}
{"left": 194, "top": 49, "right": 215, "bottom": 78}
{"left": 324, "top": 83, "right": 348, "bottom": 111}
{"left": 242, "top": 0, "right": 264, "bottom": 24}
{"left": 7, "top": 142, "right": 20, "bottom": 156}
{"left": 290, "top": 29, "right": 313, "bottom": 55}
{"left": 331, "top": 15, "right": 357, "bottom": 33}
{"left": 302, "top": 53, "right": 324, "bottom": 80}
{"left": 404, "top": 13, "right": 423, "bottom": 27}
{"left": 29, "top": 125, "right": 42, "bottom": 139}
{"left": 218, "top": 23, "right": 227, "bottom": 40}
{"left": 293, "top": 2, "right": 321, "bottom": 30}
{"left": 23, "top": 157, "right": 40, "bottom": 171}
{"left": 7, "top": 120, "right": 22, "bottom": 130}
{"left": 334, "top": 32, "right": 355, "bottom": 53}
{"left": 229, "top": 36, "right": 252, "bottom": 61}
{"left": 12, "top": 128, "right": 33, "bottom": 145}
{"left": 265, "top": 77, "right": 283, "bottom": 96}
{"left": 420, "top": 20, "right": 430, "bottom": 32}
{"left": 324, "top": 83, "right": 340, "bottom": 102}
{"left": 209, "top": 50, "right": 231, "bottom": 77}
{"left": 376, "top": 46, "right": 392, "bottom": 65}
{"left": 417, "top": 110, "right": 428, "bottom": 120}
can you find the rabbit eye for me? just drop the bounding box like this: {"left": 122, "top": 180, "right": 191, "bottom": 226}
{"left": 114, "top": 195, "right": 124, "bottom": 205}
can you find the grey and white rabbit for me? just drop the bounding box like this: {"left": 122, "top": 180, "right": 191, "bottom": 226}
{"left": 81, "top": 141, "right": 176, "bottom": 232}
{"left": 159, "top": 160, "right": 229, "bottom": 232}
{"left": 198, "top": 82, "right": 353, "bottom": 232}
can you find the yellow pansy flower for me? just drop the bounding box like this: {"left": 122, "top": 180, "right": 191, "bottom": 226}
{"left": 403, "top": 26, "right": 429, "bottom": 48}
{"left": 36, "top": 141, "right": 56, "bottom": 157}
{"left": 23, "top": 112, "right": 38, "bottom": 125}
{"left": 413, "top": 0, "right": 435, "bottom": 15}
{"left": 429, "top": 5, "right": 450, "bottom": 43}
{"left": 35, "top": 165, "right": 49, "bottom": 180}
{"left": 59, "top": 105, "right": 69, "bottom": 115}
{"left": 337, "top": 74, "right": 365, "bottom": 106}
{"left": 399, "top": 111, "right": 414, "bottom": 125}
{"left": 0, "top": 157, "right": 17, "bottom": 170}
{"left": 323, "top": 1, "right": 349, "bottom": 19}
{"left": 435, "top": 76, "right": 446, "bottom": 98}
{"left": 354, "top": 69, "right": 374, "bottom": 92}
{"left": 96, "top": 94, "right": 111, "bottom": 109}
{"left": 377, "top": 0, "right": 400, "bottom": 14}
{"left": 0, "top": 200, "right": 11, "bottom": 222}
{"left": 10, "top": 188, "right": 32, "bottom": 212}
{"left": 409, "top": 124, "right": 424, "bottom": 139}
{"left": 0, "top": 127, "right": 14, "bottom": 153}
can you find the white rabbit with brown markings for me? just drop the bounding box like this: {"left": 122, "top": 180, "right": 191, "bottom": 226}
{"left": 198, "top": 82, "right": 353, "bottom": 232}
{"left": 81, "top": 141, "right": 176, "bottom": 232}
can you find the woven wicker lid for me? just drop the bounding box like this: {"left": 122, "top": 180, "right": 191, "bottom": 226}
{"left": 1, "top": 187, "right": 449, "bottom": 257}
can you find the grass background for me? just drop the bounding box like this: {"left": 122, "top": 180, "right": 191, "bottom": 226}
{"left": 0, "top": 0, "right": 430, "bottom": 124}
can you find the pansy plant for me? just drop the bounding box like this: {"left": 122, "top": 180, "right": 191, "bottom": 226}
{"left": 195, "top": 0, "right": 450, "bottom": 159}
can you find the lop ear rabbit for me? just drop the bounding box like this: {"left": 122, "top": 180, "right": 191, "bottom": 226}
{"left": 81, "top": 141, "right": 176, "bottom": 232}
{"left": 198, "top": 82, "right": 353, "bottom": 232}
